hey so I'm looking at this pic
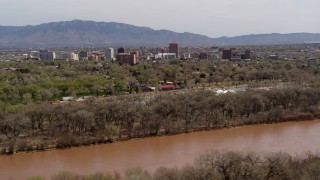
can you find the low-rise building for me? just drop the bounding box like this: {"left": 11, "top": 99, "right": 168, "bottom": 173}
{"left": 62, "top": 96, "right": 74, "bottom": 101}
{"left": 155, "top": 53, "right": 176, "bottom": 60}
{"left": 308, "top": 58, "right": 318, "bottom": 67}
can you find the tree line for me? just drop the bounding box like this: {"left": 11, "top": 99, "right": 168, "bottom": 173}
{"left": 28, "top": 150, "right": 320, "bottom": 180}
{"left": 1, "top": 87, "right": 320, "bottom": 154}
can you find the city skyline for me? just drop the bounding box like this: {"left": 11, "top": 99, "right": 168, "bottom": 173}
{"left": 1, "top": 0, "right": 319, "bottom": 38}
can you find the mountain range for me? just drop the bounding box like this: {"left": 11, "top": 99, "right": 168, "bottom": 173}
{"left": 0, "top": 20, "right": 319, "bottom": 48}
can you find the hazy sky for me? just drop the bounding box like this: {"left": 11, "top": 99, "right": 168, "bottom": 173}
{"left": 1, "top": 0, "right": 319, "bottom": 37}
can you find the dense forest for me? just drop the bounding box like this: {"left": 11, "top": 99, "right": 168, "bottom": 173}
{"left": 1, "top": 59, "right": 320, "bottom": 153}
{"left": 28, "top": 150, "right": 320, "bottom": 180}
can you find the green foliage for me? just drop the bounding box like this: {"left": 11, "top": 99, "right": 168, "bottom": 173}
{"left": 51, "top": 171, "right": 75, "bottom": 180}
{"left": 105, "top": 122, "right": 120, "bottom": 141}
{"left": 0, "top": 59, "right": 319, "bottom": 105}
{"left": 86, "top": 172, "right": 115, "bottom": 180}
{"left": 148, "top": 78, "right": 160, "bottom": 85}
{"left": 123, "top": 167, "right": 151, "bottom": 180}
{"left": 27, "top": 176, "right": 45, "bottom": 180}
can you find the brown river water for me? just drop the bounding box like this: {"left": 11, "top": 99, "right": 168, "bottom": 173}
{"left": 1, "top": 120, "right": 320, "bottom": 179}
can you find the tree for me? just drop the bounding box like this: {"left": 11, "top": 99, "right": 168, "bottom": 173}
{"left": 153, "top": 167, "right": 179, "bottom": 180}
{"left": 126, "top": 77, "right": 139, "bottom": 94}
{"left": 22, "top": 93, "right": 33, "bottom": 104}
{"left": 38, "top": 89, "right": 53, "bottom": 101}
{"left": 263, "top": 153, "right": 290, "bottom": 180}
{"left": 105, "top": 122, "right": 120, "bottom": 141}
{"left": 0, "top": 113, "right": 27, "bottom": 140}
{"left": 153, "top": 96, "right": 178, "bottom": 134}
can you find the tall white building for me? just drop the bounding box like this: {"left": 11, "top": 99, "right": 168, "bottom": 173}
{"left": 105, "top": 48, "right": 114, "bottom": 61}
{"left": 68, "top": 52, "right": 79, "bottom": 60}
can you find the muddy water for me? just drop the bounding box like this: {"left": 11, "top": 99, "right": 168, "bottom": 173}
{"left": 1, "top": 120, "right": 320, "bottom": 179}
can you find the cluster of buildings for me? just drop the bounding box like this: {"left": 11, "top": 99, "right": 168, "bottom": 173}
{"left": 39, "top": 50, "right": 81, "bottom": 61}
{"left": 221, "top": 48, "right": 252, "bottom": 61}
{"left": 139, "top": 41, "right": 180, "bottom": 61}
{"left": 7, "top": 43, "right": 320, "bottom": 66}
{"left": 22, "top": 41, "right": 257, "bottom": 65}
{"left": 37, "top": 50, "right": 106, "bottom": 61}
{"left": 29, "top": 42, "right": 181, "bottom": 65}
{"left": 115, "top": 47, "right": 138, "bottom": 65}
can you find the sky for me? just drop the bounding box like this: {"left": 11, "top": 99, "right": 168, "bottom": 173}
{"left": 0, "top": 0, "right": 319, "bottom": 38}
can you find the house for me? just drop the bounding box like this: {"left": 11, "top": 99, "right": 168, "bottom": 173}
{"left": 62, "top": 96, "right": 74, "bottom": 101}
{"left": 308, "top": 59, "right": 318, "bottom": 67}
{"left": 160, "top": 84, "right": 175, "bottom": 90}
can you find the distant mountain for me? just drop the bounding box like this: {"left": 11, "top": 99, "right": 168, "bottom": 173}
{"left": 0, "top": 20, "right": 319, "bottom": 48}
{"left": 0, "top": 20, "right": 213, "bottom": 48}
{"left": 214, "top": 33, "right": 320, "bottom": 45}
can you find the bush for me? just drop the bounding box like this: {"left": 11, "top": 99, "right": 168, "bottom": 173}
{"left": 123, "top": 167, "right": 151, "bottom": 180}
{"left": 313, "top": 112, "right": 320, "bottom": 119}
{"left": 56, "top": 135, "right": 79, "bottom": 149}
{"left": 284, "top": 113, "right": 314, "bottom": 122}
{"left": 0, "top": 147, "right": 6, "bottom": 155}
{"left": 16, "top": 140, "right": 28, "bottom": 152}
{"left": 86, "top": 172, "right": 115, "bottom": 180}
{"left": 267, "top": 108, "right": 283, "bottom": 123}
{"left": 35, "top": 142, "right": 45, "bottom": 151}
{"left": 27, "top": 176, "right": 45, "bottom": 180}
{"left": 51, "top": 171, "right": 76, "bottom": 180}
{"left": 6, "top": 141, "right": 15, "bottom": 154}
{"left": 153, "top": 167, "right": 179, "bottom": 180}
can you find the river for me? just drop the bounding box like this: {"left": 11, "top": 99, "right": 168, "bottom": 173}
{"left": 1, "top": 120, "right": 320, "bottom": 179}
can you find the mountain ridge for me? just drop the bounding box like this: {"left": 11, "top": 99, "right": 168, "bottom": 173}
{"left": 0, "top": 20, "right": 319, "bottom": 48}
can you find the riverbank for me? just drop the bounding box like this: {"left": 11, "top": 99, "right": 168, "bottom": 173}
{"left": 2, "top": 87, "right": 320, "bottom": 156}
{"left": 1, "top": 115, "right": 319, "bottom": 156}
{"left": 1, "top": 119, "right": 320, "bottom": 179}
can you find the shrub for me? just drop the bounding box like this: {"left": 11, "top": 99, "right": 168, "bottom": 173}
{"left": 51, "top": 171, "right": 76, "bottom": 180}
{"left": 27, "top": 176, "right": 45, "bottom": 180}
{"left": 86, "top": 172, "right": 115, "bottom": 180}
{"left": 56, "top": 135, "right": 79, "bottom": 149}
{"left": 123, "top": 167, "right": 151, "bottom": 180}
{"left": 16, "top": 140, "right": 28, "bottom": 152}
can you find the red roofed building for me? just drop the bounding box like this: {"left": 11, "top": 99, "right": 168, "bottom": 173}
{"left": 160, "top": 84, "right": 175, "bottom": 90}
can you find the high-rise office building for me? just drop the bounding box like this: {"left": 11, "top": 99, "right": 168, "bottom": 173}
{"left": 169, "top": 41, "right": 179, "bottom": 58}
{"left": 245, "top": 49, "right": 251, "bottom": 59}
{"left": 118, "top": 47, "right": 125, "bottom": 53}
{"left": 39, "top": 50, "right": 56, "bottom": 60}
{"left": 222, "top": 49, "right": 232, "bottom": 60}
{"left": 79, "top": 51, "right": 89, "bottom": 60}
